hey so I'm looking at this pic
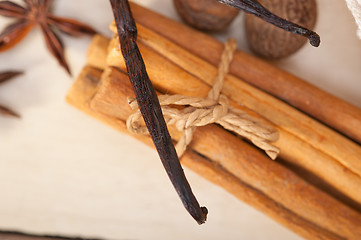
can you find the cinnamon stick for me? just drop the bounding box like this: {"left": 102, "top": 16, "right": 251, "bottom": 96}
{"left": 74, "top": 4, "right": 361, "bottom": 236}
{"left": 127, "top": 2, "right": 361, "bottom": 145}
{"left": 89, "top": 66, "right": 361, "bottom": 239}
{"left": 86, "top": 35, "right": 109, "bottom": 70}
{"left": 66, "top": 65, "right": 343, "bottom": 240}
{"left": 105, "top": 32, "right": 361, "bottom": 207}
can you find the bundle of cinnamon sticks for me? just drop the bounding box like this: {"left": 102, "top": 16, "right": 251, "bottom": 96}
{"left": 67, "top": 3, "right": 361, "bottom": 239}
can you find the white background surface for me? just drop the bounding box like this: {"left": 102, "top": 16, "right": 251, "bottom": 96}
{"left": 0, "top": 0, "right": 360, "bottom": 239}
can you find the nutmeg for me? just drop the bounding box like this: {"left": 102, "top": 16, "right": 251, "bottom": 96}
{"left": 245, "top": 0, "right": 317, "bottom": 59}
{"left": 173, "top": 0, "right": 239, "bottom": 31}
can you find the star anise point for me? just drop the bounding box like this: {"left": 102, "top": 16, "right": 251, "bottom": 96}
{"left": 0, "top": 70, "right": 23, "bottom": 118}
{"left": 0, "top": 0, "right": 97, "bottom": 75}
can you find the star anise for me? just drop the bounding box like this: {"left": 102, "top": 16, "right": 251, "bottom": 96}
{"left": 0, "top": 0, "right": 97, "bottom": 75}
{"left": 0, "top": 70, "right": 23, "bottom": 118}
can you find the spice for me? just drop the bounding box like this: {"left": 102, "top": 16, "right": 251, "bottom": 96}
{"left": 0, "top": 71, "right": 23, "bottom": 118}
{"left": 68, "top": 33, "right": 361, "bottom": 238}
{"left": 0, "top": 0, "right": 97, "bottom": 75}
{"left": 173, "top": 0, "right": 239, "bottom": 31}
{"left": 107, "top": 0, "right": 322, "bottom": 225}
{"left": 218, "top": 0, "right": 320, "bottom": 47}
{"left": 109, "top": 0, "right": 208, "bottom": 224}
{"left": 245, "top": 0, "right": 318, "bottom": 59}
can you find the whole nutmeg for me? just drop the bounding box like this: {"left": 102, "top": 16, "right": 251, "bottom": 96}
{"left": 173, "top": 0, "right": 239, "bottom": 31}
{"left": 245, "top": 0, "right": 317, "bottom": 59}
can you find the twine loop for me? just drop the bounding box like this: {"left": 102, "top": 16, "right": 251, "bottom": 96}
{"left": 127, "top": 39, "right": 280, "bottom": 160}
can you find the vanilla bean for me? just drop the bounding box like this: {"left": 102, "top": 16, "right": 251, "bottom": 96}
{"left": 109, "top": 0, "right": 207, "bottom": 224}
{"left": 218, "top": 0, "right": 320, "bottom": 47}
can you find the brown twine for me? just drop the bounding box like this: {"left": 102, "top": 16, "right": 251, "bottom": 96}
{"left": 127, "top": 39, "right": 280, "bottom": 160}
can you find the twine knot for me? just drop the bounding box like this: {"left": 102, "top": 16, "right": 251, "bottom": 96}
{"left": 127, "top": 39, "right": 280, "bottom": 160}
